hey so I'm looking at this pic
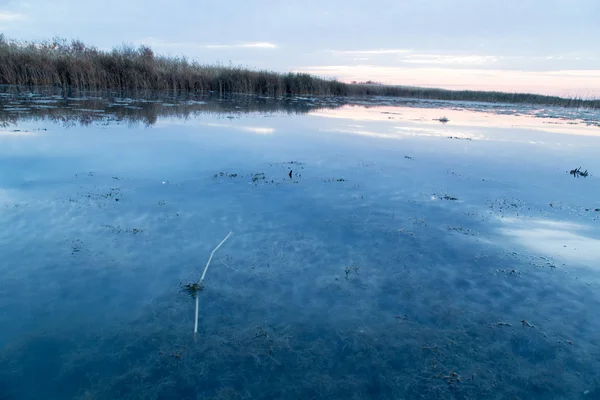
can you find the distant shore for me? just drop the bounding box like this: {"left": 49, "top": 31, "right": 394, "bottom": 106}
{"left": 1, "top": 35, "right": 598, "bottom": 109}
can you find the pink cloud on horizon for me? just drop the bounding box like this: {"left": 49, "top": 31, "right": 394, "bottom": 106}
{"left": 294, "top": 65, "right": 600, "bottom": 98}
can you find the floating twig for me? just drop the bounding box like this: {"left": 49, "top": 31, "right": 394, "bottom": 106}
{"left": 521, "top": 319, "right": 534, "bottom": 328}
{"left": 191, "top": 231, "right": 233, "bottom": 334}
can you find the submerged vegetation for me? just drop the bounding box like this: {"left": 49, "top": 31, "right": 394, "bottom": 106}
{"left": 1, "top": 35, "right": 599, "bottom": 109}
{"left": 2, "top": 93, "right": 600, "bottom": 398}
{"left": 570, "top": 167, "right": 590, "bottom": 177}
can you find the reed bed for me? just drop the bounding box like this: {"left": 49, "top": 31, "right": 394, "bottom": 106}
{"left": 1, "top": 35, "right": 598, "bottom": 109}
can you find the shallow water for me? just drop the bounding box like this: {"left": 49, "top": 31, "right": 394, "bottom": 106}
{"left": 1, "top": 92, "right": 600, "bottom": 399}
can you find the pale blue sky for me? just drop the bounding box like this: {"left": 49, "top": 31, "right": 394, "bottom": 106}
{"left": 1, "top": 0, "right": 599, "bottom": 95}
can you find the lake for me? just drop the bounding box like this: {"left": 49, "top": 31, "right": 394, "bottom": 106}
{"left": 1, "top": 89, "right": 600, "bottom": 399}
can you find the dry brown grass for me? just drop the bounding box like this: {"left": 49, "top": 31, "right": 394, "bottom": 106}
{"left": 0, "top": 35, "right": 346, "bottom": 96}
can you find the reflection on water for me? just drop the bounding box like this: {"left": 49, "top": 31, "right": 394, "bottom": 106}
{"left": 202, "top": 122, "right": 275, "bottom": 135}
{"left": 498, "top": 217, "right": 600, "bottom": 266}
{"left": 1, "top": 90, "right": 600, "bottom": 399}
{"left": 0, "top": 89, "right": 338, "bottom": 128}
{"left": 311, "top": 105, "right": 600, "bottom": 137}
{"left": 2, "top": 86, "right": 600, "bottom": 132}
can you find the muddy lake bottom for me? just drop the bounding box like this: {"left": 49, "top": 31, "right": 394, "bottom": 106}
{"left": 1, "top": 93, "right": 600, "bottom": 399}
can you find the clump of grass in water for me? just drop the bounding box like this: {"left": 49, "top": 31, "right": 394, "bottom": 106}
{"left": 251, "top": 173, "right": 266, "bottom": 183}
{"left": 344, "top": 264, "right": 360, "bottom": 280}
{"left": 442, "top": 195, "right": 458, "bottom": 201}
{"left": 569, "top": 167, "right": 589, "bottom": 177}
{"left": 181, "top": 231, "right": 233, "bottom": 335}
{"left": 180, "top": 281, "right": 204, "bottom": 298}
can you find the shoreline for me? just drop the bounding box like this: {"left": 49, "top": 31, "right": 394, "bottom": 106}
{"left": 1, "top": 35, "right": 599, "bottom": 109}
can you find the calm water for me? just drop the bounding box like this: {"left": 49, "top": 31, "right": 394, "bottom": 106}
{"left": 1, "top": 92, "right": 600, "bottom": 399}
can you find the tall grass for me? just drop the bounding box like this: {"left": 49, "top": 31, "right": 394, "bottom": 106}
{"left": 0, "top": 35, "right": 345, "bottom": 97}
{"left": 1, "top": 35, "right": 599, "bottom": 109}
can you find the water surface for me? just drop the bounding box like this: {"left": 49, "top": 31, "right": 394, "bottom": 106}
{"left": 1, "top": 92, "right": 600, "bottom": 399}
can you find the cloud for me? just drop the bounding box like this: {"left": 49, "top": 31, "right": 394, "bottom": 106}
{"left": 241, "top": 42, "right": 277, "bottom": 49}
{"left": 293, "top": 65, "right": 600, "bottom": 96}
{"left": 538, "top": 69, "right": 600, "bottom": 78}
{"left": 204, "top": 42, "right": 278, "bottom": 49}
{"left": 401, "top": 54, "right": 498, "bottom": 65}
{"left": 332, "top": 49, "right": 411, "bottom": 55}
{"left": 0, "top": 11, "right": 24, "bottom": 21}
{"left": 136, "top": 38, "right": 277, "bottom": 51}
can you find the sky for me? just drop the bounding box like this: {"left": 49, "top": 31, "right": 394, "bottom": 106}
{"left": 1, "top": 0, "right": 599, "bottom": 97}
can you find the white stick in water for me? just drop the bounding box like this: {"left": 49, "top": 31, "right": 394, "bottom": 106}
{"left": 194, "top": 231, "right": 233, "bottom": 334}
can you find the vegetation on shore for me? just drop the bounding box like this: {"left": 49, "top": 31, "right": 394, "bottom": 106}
{"left": 1, "top": 35, "right": 598, "bottom": 109}
{"left": 0, "top": 35, "right": 346, "bottom": 96}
